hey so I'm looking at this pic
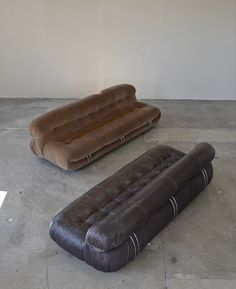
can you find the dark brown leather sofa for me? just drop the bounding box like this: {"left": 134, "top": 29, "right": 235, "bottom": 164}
{"left": 28, "top": 84, "right": 161, "bottom": 170}
{"left": 49, "top": 142, "right": 215, "bottom": 272}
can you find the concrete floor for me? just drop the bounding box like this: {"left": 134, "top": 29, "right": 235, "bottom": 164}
{"left": 0, "top": 99, "right": 236, "bottom": 289}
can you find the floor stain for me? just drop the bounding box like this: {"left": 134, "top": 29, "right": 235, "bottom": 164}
{"left": 170, "top": 256, "right": 178, "bottom": 264}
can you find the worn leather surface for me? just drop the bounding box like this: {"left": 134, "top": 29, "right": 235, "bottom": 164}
{"left": 83, "top": 165, "right": 213, "bottom": 272}
{"left": 50, "top": 143, "right": 215, "bottom": 271}
{"left": 28, "top": 84, "right": 161, "bottom": 170}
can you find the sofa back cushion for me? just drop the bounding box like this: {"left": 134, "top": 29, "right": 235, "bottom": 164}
{"left": 28, "top": 84, "right": 136, "bottom": 154}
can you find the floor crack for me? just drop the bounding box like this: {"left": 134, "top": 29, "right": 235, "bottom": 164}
{"left": 160, "top": 236, "right": 168, "bottom": 289}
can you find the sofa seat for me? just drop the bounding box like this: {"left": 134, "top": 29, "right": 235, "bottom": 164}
{"left": 29, "top": 84, "right": 161, "bottom": 170}
{"left": 43, "top": 103, "right": 159, "bottom": 170}
{"left": 49, "top": 142, "right": 215, "bottom": 271}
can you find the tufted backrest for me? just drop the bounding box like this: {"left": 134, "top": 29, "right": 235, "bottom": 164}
{"left": 28, "top": 84, "right": 137, "bottom": 155}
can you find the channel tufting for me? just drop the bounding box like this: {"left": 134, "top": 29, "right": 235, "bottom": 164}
{"left": 28, "top": 84, "right": 161, "bottom": 170}
{"left": 49, "top": 142, "right": 215, "bottom": 271}
{"left": 81, "top": 154, "right": 183, "bottom": 227}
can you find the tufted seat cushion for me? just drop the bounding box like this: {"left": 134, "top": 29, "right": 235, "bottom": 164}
{"left": 49, "top": 142, "right": 215, "bottom": 271}
{"left": 28, "top": 84, "right": 161, "bottom": 170}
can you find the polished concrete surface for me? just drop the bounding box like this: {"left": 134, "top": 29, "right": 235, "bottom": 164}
{"left": 0, "top": 99, "right": 236, "bottom": 289}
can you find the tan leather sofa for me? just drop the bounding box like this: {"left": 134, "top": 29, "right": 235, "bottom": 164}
{"left": 28, "top": 84, "right": 161, "bottom": 170}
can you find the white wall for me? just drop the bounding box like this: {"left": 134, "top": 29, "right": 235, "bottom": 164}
{"left": 0, "top": 0, "right": 235, "bottom": 99}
